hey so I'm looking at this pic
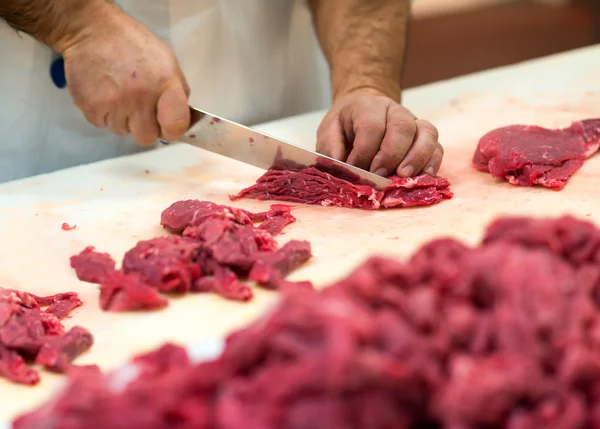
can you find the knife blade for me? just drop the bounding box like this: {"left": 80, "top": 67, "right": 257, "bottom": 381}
{"left": 163, "top": 106, "right": 392, "bottom": 190}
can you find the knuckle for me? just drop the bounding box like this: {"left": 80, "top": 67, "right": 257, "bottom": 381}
{"left": 436, "top": 143, "right": 445, "bottom": 156}
{"left": 86, "top": 110, "right": 105, "bottom": 128}
{"left": 390, "top": 119, "right": 417, "bottom": 141}
{"left": 417, "top": 120, "right": 439, "bottom": 141}
{"left": 104, "top": 90, "right": 120, "bottom": 107}
{"left": 356, "top": 119, "right": 386, "bottom": 138}
{"left": 182, "top": 80, "right": 191, "bottom": 97}
{"left": 411, "top": 150, "right": 430, "bottom": 166}
{"left": 378, "top": 146, "right": 405, "bottom": 163}
{"left": 128, "top": 82, "right": 148, "bottom": 99}
{"left": 353, "top": 151, "right": 373, "bottom": 166}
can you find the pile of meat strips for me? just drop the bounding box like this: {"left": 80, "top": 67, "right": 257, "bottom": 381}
{"left": 70, "top": 201, "right": 312, "bottom": 309}
{"left": 14, "top": 214, "right": 600, "bottom": 429}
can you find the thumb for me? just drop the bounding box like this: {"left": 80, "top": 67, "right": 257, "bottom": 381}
{"left": 315, "top": 116, "right": 348, "bottom": 161}
{"left": 157, "top": 79, "right": 190, "bottom": 142}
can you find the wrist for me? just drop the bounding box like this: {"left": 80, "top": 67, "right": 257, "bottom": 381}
{"left": 49, "top": 0, "right": 119, "bottom": 54}
{"left": 332, "top": 75, "right": 402, "bottom": 104}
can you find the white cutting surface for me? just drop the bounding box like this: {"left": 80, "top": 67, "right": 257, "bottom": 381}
{"left": 0, "top": 44, "right": 600, "bottom": 424}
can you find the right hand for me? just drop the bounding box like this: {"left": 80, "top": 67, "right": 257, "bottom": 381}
{"left": 57, "top": 2, "right": 190, "bottom": 146}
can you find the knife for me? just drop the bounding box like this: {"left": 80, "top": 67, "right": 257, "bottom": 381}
{"left": 161, "top": 106, "right": 392, "bottom": 190}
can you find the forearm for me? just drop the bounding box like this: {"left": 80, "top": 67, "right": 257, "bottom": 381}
{"left": 308, "top": 0, "right": 411, "bottom": 103}
{"left": 0, "top": 0, "right": 116, "bottom": 53}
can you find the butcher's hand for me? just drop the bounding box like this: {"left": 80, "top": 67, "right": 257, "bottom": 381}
{"left": 317, "top": 89, "right": 444, "bottom": 178}
{"left": 56, "top": 2, "right": 191, "bottom": 145}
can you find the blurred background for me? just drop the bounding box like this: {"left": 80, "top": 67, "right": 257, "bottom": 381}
{"left": 405, "top": 0, "right": 600, "bottom": 87}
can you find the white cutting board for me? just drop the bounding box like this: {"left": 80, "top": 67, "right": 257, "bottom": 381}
{"left": 0, "top": 45, "right": 600, "bottom": 423}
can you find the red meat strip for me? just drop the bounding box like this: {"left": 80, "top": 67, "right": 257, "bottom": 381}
{"left": 98, "top": 272, "right": 168, "bottom": 312}
{"left": 231, "top": 167, "right": 453, "bottom": 210}
{"left": 18, "top": 215, "right": 600, "bottom": 429}
{"left": 473, "top": 119, "right": 600, "bottom": 190}
{"left": 0, "top": 288, "right": 91, "bottom": 385}
{"left": 35, "top": 326, "right": 94, "bottom": 372}
{"left": 0, "top": 345, "right": 39, "bottom": 385}
{"left": 248, "top": 240, "right": 312, "bottom": 288}
{"left": 254, "top": 205, "right": 296, "bottom": 236}
{"left": 122, "top": 236, "right": 203, "bottom": 294}
{"left": 70, "top": 201, "right": 311, "bottom": 310}
{"left": 70, "top": 246, "right": 116, "bottom": 283}
{"left": 482, "top": 215, "right": 600, "bottom": 267}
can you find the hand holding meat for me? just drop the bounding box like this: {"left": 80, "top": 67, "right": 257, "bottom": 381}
{"left": 317, "top": 89, "right": 444, "bottom": 177}
{"left": 57, "top": 2, "right": 191, "bottom": 145}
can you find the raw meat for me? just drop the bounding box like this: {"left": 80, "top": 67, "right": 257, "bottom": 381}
{"left": 70, "top": 246, "right": 116, "bottom": 283}
{"left": 0, "top": 288, "right": 92, "bottom": 385}
{"left": 70, "top": 201, "right": 312, "bottom": 310}
{"left": 99, "top": 272, "right": 169, "bottom": 312}
{"left": 17, "top": 215, "right": 600, "bottom": 428}
{"left": 473, "top": 119, "right": 600, "bottom": 190}
{"left": 232, "top": 167, "right": 453, "bottom": 210}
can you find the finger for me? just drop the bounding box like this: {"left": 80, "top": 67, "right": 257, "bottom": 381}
{"left": 106, "top": 108, "right": 130, "bottom": 136}
{"left": 180, "top": 74, "right": 191, "bottom": 98}
{"left": 80, "top": 109, "right": 107, "bottom": 128}
{"left": 76, "top": 89, "right": 119, "bottom": 129}
{"left": 423, "top": 143, "right": 444, "bottom": 176}
{"left": 369, "top": 105, "right": 417, "bottom": 177}
{"left": 130, "top": 104, "right": 160, "bottom": 146}
{"left": 345, "top": 112, "right": 387, "bottom": 171}
{"left": 316, "top": 117, "right": 348, "bottom": 161}
{"left": 157, "top": 80, "right": 190, "bottom": 142}
{"left": 397, "top": 119, "right": 439, "bottom": 177}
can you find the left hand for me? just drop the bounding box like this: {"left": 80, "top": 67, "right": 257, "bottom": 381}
{"left": 316, "top": 88, "right": 444, "bottom": 178}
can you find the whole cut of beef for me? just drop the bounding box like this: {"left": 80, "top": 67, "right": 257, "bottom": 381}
{"left": 232, "top": 167, "right": 453, "bottom": 210}
{"left": 473, "top": 119, "right": 600, "bottom": 190}
{"left": 0, "top": 288, "right": 92, "bottom": 385}
{"left": 16, "top": 214, "right": 600, "bottom": 428}
{"left": 70, "top": 201, "right": 312, "bottom": 311}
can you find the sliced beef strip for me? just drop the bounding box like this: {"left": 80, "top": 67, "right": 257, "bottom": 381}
{"left": 19, "top": 215, "right": 600, "bottom": 429}
{"left": 482, "top": 215, "right": 600, "bottom": 267}
{"left": 122, "top": 236, "right": 203, "bottom": 294}
{"left": 35, "top": 326, "right": 94, "bottom": 372}
{"left": 473, "top": 119, "right": 600, "bottom": 190}
{"left": 70, "top": 246, "right": 116, "bottom": 284}
{"left": 0, "top": 345, "right": 39, "bottom": 385}
{"left": 99, "top": 272, "right": 169, "bottom": 312}
{"left": 231, "top": 167, "right": 453, "bottom": 210}
{"left": 248, "top": 240, "right": 312, "bottom": 288}
{"left": 0, "top": 288, "right": 91, "bottom": 385}
{"left": 71, "top": 202, "right": 311, "bottom": 310}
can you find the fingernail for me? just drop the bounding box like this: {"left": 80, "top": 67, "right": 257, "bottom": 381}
{"left": 424, "top": 166, "right": 435, "bottom": 176}
{"left": 374, "top": 167, "right": 388, "bottom": 177}
{"left": 401, "top": 165, "right": 414, "bottom": 177}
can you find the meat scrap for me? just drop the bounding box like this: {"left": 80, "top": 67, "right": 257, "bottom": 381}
{"left": 17, "top": 215, "right": 600, "bottom": 428}
{"left": 231, "top": 166, "right": 453, "bottom": 210}
{"left": 70, "top": 201, "right": 312, "bottom": 311}
{"left": 473, "top": 119, "right": 600, "bottom": 190}
{"left": 0, "top": 288, "right": 92, "bottom": 385}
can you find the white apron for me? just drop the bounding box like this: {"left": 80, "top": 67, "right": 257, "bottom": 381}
{"left": 0, "top": 0, "right": 331, "bottom": 183}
